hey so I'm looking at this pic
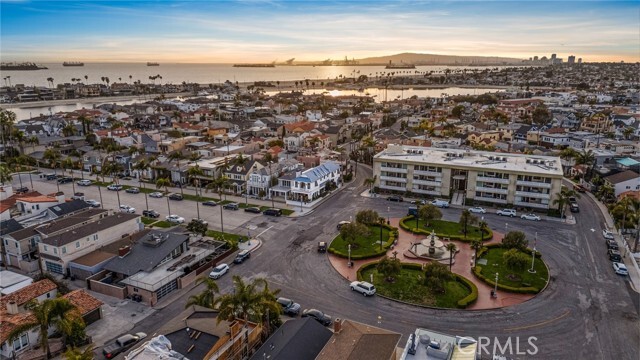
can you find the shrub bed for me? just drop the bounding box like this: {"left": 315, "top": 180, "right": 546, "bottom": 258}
{"left": 399, "top": 216, "right": 493, "bottom": 242}
{"left": 473, "top": 246, "right": 548, "bottom": 293}
{"left": 328, "top": 224, "right": 397, "bottom": 260}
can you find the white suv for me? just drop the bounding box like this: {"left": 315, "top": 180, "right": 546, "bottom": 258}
{"left": 497, "top": 209, "right": 517, "bottom": 217}
{"left": 350, "top": 281, "right": 376, "bottom": 296}
{"left": 431, "top": 199, "right": 450, "bottom": 208}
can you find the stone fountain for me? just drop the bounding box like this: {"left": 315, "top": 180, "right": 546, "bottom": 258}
{"left": 408, "top": 230, "right": 452, "bottom": 262}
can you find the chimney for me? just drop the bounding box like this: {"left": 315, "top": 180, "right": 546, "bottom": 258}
{"left": 7, "top": 300, "right": 19, "bottom": 315}
{"left": 333, "top": 318, "right": 342, "bottom": 333}
{"left": 118, "top": 245, "right": 131, "bottom": 257}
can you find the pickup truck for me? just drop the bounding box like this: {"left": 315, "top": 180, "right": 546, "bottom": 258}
{"left": 102, "top": 332, "right": 147, "bottom": 359}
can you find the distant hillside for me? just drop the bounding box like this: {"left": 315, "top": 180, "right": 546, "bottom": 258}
{"left": 356, "top": 52, "right": 524, "bottom": 65}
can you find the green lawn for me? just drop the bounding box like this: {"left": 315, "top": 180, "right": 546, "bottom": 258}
{"left": 479, "top": 247, "right": 549, "bottom": 290}
{"left": 206, "top": 230, "right": 246, "bottom": 242}
{"left": 361, "top": 266, "right": 471, "bottom": 308}
{"left": 150, "top": 220, "right": 172, "bottom": 228}
{"left": 329, "top": 225, "right": 390, "bottom": 257}
{"left": 141, "top": 217, "right": 157, "bottom": 225}
{"left": 404, "top": 218, "right": 489, "bottom": 241}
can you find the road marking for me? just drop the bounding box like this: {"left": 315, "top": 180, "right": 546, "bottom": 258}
{"left": 590, "top": 228, "right": 595, "bottom": 232}
{"left": 503, "top": 309, "right": 570, "bottom": 331}
{"left": 256, "top": 226, "right": 273, "bottom": 238}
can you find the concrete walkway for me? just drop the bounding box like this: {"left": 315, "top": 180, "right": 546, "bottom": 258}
{"left": 328, "top": 217, "right": 534, "bottom": 310}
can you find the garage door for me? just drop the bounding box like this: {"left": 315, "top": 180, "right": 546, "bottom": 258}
{"left": 155, "top": 279, "right": 178, "bottom": 300}
{"left": 46, "top": 261, "right": 63, "bottom": 274}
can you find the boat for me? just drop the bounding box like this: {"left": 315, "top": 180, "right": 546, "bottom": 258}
{"left": 232, "top": 64, "right": 275, "bottom": 67}
{"left": 385, "top": 62, "right": 416, "bottom": 69}
{"left": 63, "top": 62, "right": 84, "bottom": 67}
{"left": 0, "top": 62, "right": 48, "bottom": 71}
{"left": 147, "top": 62, "right": 160, "bottom": 66}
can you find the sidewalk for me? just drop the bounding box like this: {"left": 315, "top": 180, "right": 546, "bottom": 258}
{"left": 328, "top": 217, "right": 534, "bottom": 309}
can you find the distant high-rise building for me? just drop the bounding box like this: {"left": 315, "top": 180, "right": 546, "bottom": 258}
{"left": 568, "top": 55, "right": 576, "bottom": 64}
{"left": 578, "top": 58, "right": 582, "bottom": 64}
{"left": 533, "top": 56, "right": 539, "bottom": 61}
{"left": 551, "top": 53, "right": 557, "bottom": 60}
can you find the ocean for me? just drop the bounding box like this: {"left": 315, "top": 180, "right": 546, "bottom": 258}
{"left": 1, "top": 63, "right": 508, "bottom": 88}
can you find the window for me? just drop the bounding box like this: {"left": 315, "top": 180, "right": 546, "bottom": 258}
{"left": 53, "top": 248, "right": 58, "bottom": 254}
{"left": 13, "top": 333, "right": 29, "bottom": 351}
{"left": 44, "top": 245, "right": 48, "bottom": 252}
{"left": 62, "top": 247, "right": 66, "bottom": 254}
{"left": 76, "top": 241, "right": 80, "bottom": 248}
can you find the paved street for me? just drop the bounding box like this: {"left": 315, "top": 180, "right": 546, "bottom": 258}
{"left": 12, "top": 169, "right": 640, "bottom": 359}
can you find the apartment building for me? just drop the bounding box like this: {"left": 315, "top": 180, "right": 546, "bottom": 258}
{"left": 373, "top": 145, "right": 563, "bottom": 210}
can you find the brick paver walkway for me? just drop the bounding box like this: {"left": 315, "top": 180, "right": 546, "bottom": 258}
{"left": 328, "top": 218, "right": 534, "bottom": 309}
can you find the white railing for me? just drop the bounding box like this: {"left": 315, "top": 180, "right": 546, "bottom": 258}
{"left": 412, "top": 179, "right": 441, "bottom": 186}
{"left": 516, "top": 180, "right": 552, "bottom": 189}
{"left": 477, "top": 176, "right": 510, "bottom": 185}
{"left": 380, "top": 166, "right": 408, "bottom": 173}
{"left": 515, "top": 191, "right": 551, "bottom": 199}
{"left": 514, "top": 201, "right": 549, "bottom": 209}
{"left": 476, "top": 186, "right": 508, "bottom": 195}
{"left": 475, "top": 196, "right": 507, "bottom": 204}
{"left": 413, "top": 170, "right": 442, "bottom": 177}
{"left": 380, "top": 176, "right": 407, "bottom": 183}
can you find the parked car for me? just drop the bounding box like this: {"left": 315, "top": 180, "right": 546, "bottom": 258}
{"left": 125, "top": 187, "right": 140, "bottom": 194}
{"left": 468, "top": 206, "right": 486, "bottom": 214}
{"left": 318, "top": 241, "right": 327, "bottom": 253}
{"left": 410, "top": 199, "right": 427, "bottom": 205}
{"left": 276, "top": 297, "right": 301, "bottom": 316}
{"left": 350, "top": 281, "right": 376, "bottom": 296}
{"left": 244, "top": 207, "right": 261, "bottom": 214}
{"left": 166, "top": 214, "right": 185, "bottom": 224}
{"left": 386, "top": 195, "right": 403, "bottom": 202}
{"left": 606, "top": 239, "right": 619, "bottom": 250}
{"left": 85, "top": 199, "right": 101, "bottom": 208}
{"left": 233, "top": 250, "right": 251, "bottom": 264}
{"left": 202, "top": 200, "right": 218, "bottom": 206}
{"left": 70, "top": 192, "right": 84, "bottom": 200}
{"left": 77, "top": 179, "right": 92, "bottom": 186}
{"left": 497, "top": 209, "right": 517, "bottom": 217}
{"left": 223, "top": 203, "right": 239, "bottom": 210}
{"left": 142, "top": 209, "right": 160, "bottom": 218}
{"left": 608, "top": 249, "right": 622, "bottom": 262}
{"left": 119, "top": 205, "right": 136, "bottom": 214}
{"left": 15, "top": 186, "right": 29, "bottom": 194}
{"left": 570, "top": 202, "right": 579, "bottom": 213}
{"left": 168, "top": 193, "right": 184, "bottom": 201}
{"left": 431, "top": 199, "right": 450, "bottom": 208}
{"left": 602, "top": 229, "right": 615, "bottom": 240}
{"left": 337, "top": 221, "right": 351, "bottom": 230}
{"left": 102, "top": 332, "right": 147, "bottom": 359}
{"left": 263, "top": 208, "right": 282, "bottom": 216}
{"left": 57, "top": 177, "right": 73, "bottom": 184}
{"left": 45, "top": 173, "right": 57, "bottom": 180}
{"left": 209, "top": 263, "right": 230, "bottom": 279}
{"left": 613, "top": 262, "right": 628, "bottom": 276}
{"left": 574, "top": 184, "right": 586, "bottom": 193}
{"left": 301, "top": 309, "right": 332, "bottom": 326}
{"left": 149, "top": 192, "right": 164, "bottom": 198}
{"left": 107, "top": 184, "right": 123, "bottom": 191}
{"left": 520, "top": 213, "right": 541, "bottom": 221}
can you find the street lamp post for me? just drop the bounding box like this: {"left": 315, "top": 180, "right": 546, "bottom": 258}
{"left": 494, "top": 272, "right": 499, "bottom": 297}
{"left": 529, "top": 232, "right": 537, "bottom": 273}
{"left": 387, "top": 206, "right": 390, "bottom": 224}
{"left": 269, "top": 161, "right": 275, "bottom": 209}
{"left": 505, "top": 223, "right": 508, "bottom": 235}
{"left": 348, "top": 244, "right": 352, "bottom": 267}
{"left": 379, "top": 219, "right": 383, "bottom": 251}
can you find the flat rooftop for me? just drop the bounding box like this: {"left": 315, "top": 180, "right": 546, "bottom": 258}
{"left": 400, "top": 328, "right": 477, "bottom": 360}
{"left": 375, "top": 145, "right": 563, "bottom": 177}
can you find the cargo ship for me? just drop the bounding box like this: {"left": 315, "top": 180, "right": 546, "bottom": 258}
{"left": 63, "top": 62, "right": 84, "bottom": 67}
{"left": 385, "top": 61, "right": 416, "bottom": 69}
{"left": 232, "top": 64, "right": 275, "bottom": 67}
{"left": 147, "top": 62, "right": 160, "bottom": 66}
{"left": 1, "top": 62, "right": 48, "bottom": 71}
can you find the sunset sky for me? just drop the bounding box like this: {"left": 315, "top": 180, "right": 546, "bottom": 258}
{"left": 1, "top": 0, "right": 638, "bottom": 63}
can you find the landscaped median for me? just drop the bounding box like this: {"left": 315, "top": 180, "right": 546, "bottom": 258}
{"left": 399, "top": 216, "right": 493, "bottom": 242}
{"left": 473, "top": 244, "right": 548, "bottom": 294}
{"left": 328, "top": 223, "right": 398, "bottom": 260}
{"left": 357, "top": 262, "right": 478, "bottom": 309}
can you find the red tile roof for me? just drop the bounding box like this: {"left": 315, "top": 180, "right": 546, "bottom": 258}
{"left": 62, "top": 290, "right": 103, "bottom": 316}
{"left": 0, "top": 279, "right": 57, "bottom": 310}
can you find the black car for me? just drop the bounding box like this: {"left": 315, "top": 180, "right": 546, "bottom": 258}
{"left": 608, "top": 249, "right": 622, "bottom": 262}
{"left": 387, "top": 195, "right": 403, "bottom": 202}
{"left": 142, "top": 209, "right": 160, "bottom": 218}
{"left": 244, "top": 207, "right": 261, "bottom": 214}
{"left": 168, "top": 193, "right": 184, "bottom": 201}
{"left": 125, "top": 187, "right": 140, "bottom": 194}
{"left": 606, "top": 239, "right": 619, "bottom": 250}
{"left": 301, "top": 309, "right": 332, "bottom": 326}
{"left": 277, "top": 297, "right": 301, "bottom": 316}
{"left": 223, "top": 203, "right": 239, "bottom": 210}
{"left": 15, "top": 186, "right": 29, "bottom": 194}
{"left": 263, "top": 208, "right": 282, "bottom": 216}
{"left": 45, "top": 173, "right": 57, "bottom": 180}
{"left": 233, "top": 250, "right": 251, "bottom": 264}
{"left": 57, "top": 177, "right": 73, "bottom": 184}
{"left": 202, "top": 200, "right": 218, "bottom": 206}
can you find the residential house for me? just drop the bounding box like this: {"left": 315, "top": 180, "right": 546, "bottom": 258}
{"left": 288, "top": 161, "right": 342, "bottom": 207}
{"left": 316, "top": 319, "right": 401, "bottom": 360}
{"left": 400, "top": 327, "right": 478, "bottom": 360}
{"left": 603, "top": 170, "right": 640, "bottom": 197}
{"left": 224, "top": 159, "right": 262, "bottom": 194}
{"left": 0, "top": 270, "right": 33, "bottom": 296}
{"left": 250, "top": 317, "right": 333, "bottom": 360}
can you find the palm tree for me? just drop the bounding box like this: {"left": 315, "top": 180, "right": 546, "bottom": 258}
{"left": 167, "top": 151, "right": 185, "bottom": 195}
{"left": 364, "top": 175, "right": 377, "bottom": 192}
{"left": 445, "top": 242, "right": 457, "bottom": 271}
{"left": 133, "top": 160, "right": 151, "bottom": 211}
{"left": 185, "top": 276, "right": 219, "bottom": 309}
{"left": 156, "top": 177, "right": 172, "bottom": 214}
{"left": 0, "top": 163, "right": 11, "bottom": 185}
{"left": 187, "top": 165, "right": 205, "bottom": 219}
{"left": 470, "top": 240, "right": 483, "bottom": 266}
{"left": 28, "top": 135, "right": 39, "bottom": 152}
{"left": 478, "top": 220, "right": 489, "bottom": 242}
{"left": 62, "top": 124, "right": 77, "bottom": 137}
{"left": 63, "top": 157, "right": 77, "bottom": 195}
{"left": 102, "top": 162, "right": 124, "bottom": 207}
{"left": 63, "top": 345, "right": 94, "bottom": 360}
{"left": 553, "top": 187, "right": 579, "bottom": 219}
{"left": 8, "top": 298, "right": 82, "bottom": 359}
{"left": 43, "top": 148, "right": 61, "bottom": 192}
{"left": 575, "top": 149, "right": 596, "bottom": 180}
{"left": 459, "top": 209, "right": 478, "bottom": 239}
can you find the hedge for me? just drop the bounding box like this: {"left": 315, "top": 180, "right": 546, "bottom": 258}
{"left": 454, "top": 274, "right": 478, "bottom": 308}
{"left": 472, "top": 265, "right": 540, "bottom": 294}
{"left": 477, "top": 243, "right": 541, "bottom": 259}
{"left": 328, "top": 224, "right": 398, "bottom": 260}
{"left": 399, "top": 216, "right": 493, "bottom": 243}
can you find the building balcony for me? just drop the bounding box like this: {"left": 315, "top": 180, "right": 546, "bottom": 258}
{"left": 412, "top": 179, "right": 441, "bottom": 186}
{"left": 476, "top": 186, "right": 508, "bottom": 195}
{"left": 412, "top": 187, "right": 440, "bottom": 196}
{"left": 380, "top": 176, "right": 407, "bottom": 183}
{"left": 477, "top": 176, "right": 510, "bottom": 185}
{"left": 413, "top": 170, "right": 442, "bottom": 177}
{"left": 516, "top": 180, "right": 552, "bottom": 189}
{"left": 515, "top": 191, "right": 551, "bottom": 200}
{"left": 380, "top": 166, "right": 407, "bottom": 173}
{"left": 380, "top": 184, "right": 407, "bottom": 191}
{"left": 474, "top": 196, "right": 508, "bottom": 204}
{"left": 514, "top": 201, "right": 549, "bottom": 209}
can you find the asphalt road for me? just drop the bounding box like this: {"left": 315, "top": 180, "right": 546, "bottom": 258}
{"left": 13, "top": 168, "right": 640, "bottom": 359}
